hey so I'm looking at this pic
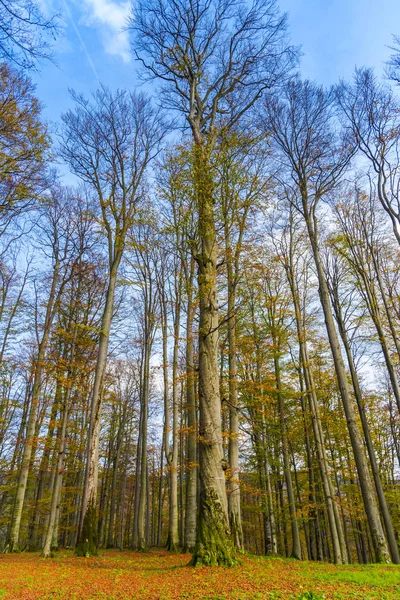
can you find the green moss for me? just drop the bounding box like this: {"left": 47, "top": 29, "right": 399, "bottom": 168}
{"left": 3, "top": 543, "right": 20, "bottom": 554}
{"left": 166, "top": 534, "right": 180, "bottom": 553}
{"left": 191, "top": 489, "right": 237, "bottom": 567}
{"left": 75, "top": 499, "right": 98, "bottom": 557}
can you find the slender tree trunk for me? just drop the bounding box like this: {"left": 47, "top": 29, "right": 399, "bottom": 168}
{"left": 252, "top": 307, "right": 277, "bottom": 555}
{"left": 303, "top": 207, "right": 390, "bottom": 563}
{"left": 107, "top": 407, "right": 125, "bottom": 548}
{"left": 29, "top": 383, "right": 60, "bottom": 550}
{"left": 137, "top": 321, "right": 151, "bottom": 551}
{"left": 224, "top": 222, "right": 243, "bottom": 550}
{"left": 329, "top": 283, "right": 400, "bottom": 563}
{"left": 7, "top": 260, "right": 60, "bottom": 553}
{"left": 157, "top": 435, "right": 165, "bottom": 546}
{"left": 43, "top": 304, "right": 82, "bottom": 555}
{"left": 132, "top": 345, "right": 145, "bottom": 549}
{"left": 76, "top": 256, "right": 121, "bottom": 557}
{"left": 118, "top": 467, "right": 127, "bottom": 550}
{"left": 357, "top": 272, "right": 400, "bottom": 416}
{"left": 184, "top": 259, "right": 197, "bottom": 551}
{"left": 179, "top": 394, "right": 185, "bottom": 546}
{"left": 166, "top": 273, "right": 181, "bottom": 551}
{"left": 298, "top": 371, "right": 317, "bottom": 561}
{"left": 226, "top": 285, "right": 243, "bottom": 550}
{"left": 371, "top": 250, "right": 400, "bottom": 362}
{"left": 285, "top": 262, "right": 346, "bottom": 563}
{"left": 274, "top": 353, "right": 302, "bottom": 560}
{"left": 42, "top": 393, "right": 70, "bottom": 557}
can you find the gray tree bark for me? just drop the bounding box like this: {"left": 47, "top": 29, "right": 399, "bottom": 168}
{"left": 304, "top": 212, "right": 390, "bottom": 563}
{"left": 328, "top": 272, "right": 400, "bottom": 563}
{"left": 77, "top": 258, "right": 120, "bottom": 556}
{"left": 8, "top": 258, "right": 61, "bottom": 553}
{"left": 183, "top": 257, "right": 197, "bottom": 552}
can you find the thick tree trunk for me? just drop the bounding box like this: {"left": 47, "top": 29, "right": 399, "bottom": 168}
{"left": 191, "top": 143, "right": 236, "bottom": 567}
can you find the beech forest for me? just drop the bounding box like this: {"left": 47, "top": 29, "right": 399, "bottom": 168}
{"left": 1, "top": 0, "right": 400, "bottom": 598}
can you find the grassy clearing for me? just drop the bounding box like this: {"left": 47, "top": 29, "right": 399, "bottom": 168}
{"left": 0, "top": 549, "right": 399, "bottom": 599}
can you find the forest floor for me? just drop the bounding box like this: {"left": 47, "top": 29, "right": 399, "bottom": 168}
{"left": 0, "top": 548, "right": 399, "bottom": 600}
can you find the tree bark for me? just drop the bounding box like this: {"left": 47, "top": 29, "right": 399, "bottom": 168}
{"left": 283, "top": 248, "right": 347, "bottom": 563}
{"left": 183, "top": 258, "right": 197, "bottom": 552}
{"left": 191, "top": 143, "right": 236, "bottom": 566}
{"left": 304, "top": 206, "right": 391, "bottom": 563}
{"left": 76, "top": 256, "right": 121, "bottom": 556}
{"left": 7, "top": 259, "right": 60, "bottom": 553}
{"left": 226, "top": 270, "right": 243, "bottom": 551}
{"left": 166, "top": 271, "right": 181, "bottom": 551}
{"left": 274, "top": 353, "right": 302, "bottom": 560}
{"left": 329, "top": 280, "right": 400, "bottom": 564}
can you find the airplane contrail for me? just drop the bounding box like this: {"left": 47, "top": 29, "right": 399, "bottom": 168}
{"left": 61, "top": 0, "right": 100, "bottom": 84}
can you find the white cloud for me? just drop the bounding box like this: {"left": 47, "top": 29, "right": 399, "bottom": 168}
{"left": 78, "top": 0, "right": 131, "bottom": 63}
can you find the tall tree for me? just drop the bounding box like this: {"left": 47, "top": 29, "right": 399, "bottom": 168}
{"left": 157, "top": 146, "right": 199, "bottom": 552}
{"left": 128, "top": 217, "right": 160, "bottom": 551}
{"left": 60, "top": 88, "right": 165, "bottom": 556}
{"left": 130, "top": 0, "right": 296, "bottom": 566}
{"left": 263, "top": 78, "right": 391, "bottom": 563}
{"left": 217, "top": 133, "right": 266, "bottom": 550}
{"left": 326, "top": 245, "right": 400, "bottom": 564}
{"left": 7, "top": 188, "right": 76, "bottom": 552}
{"left": 273, "top": 209, "right": 348, "bottom": 564}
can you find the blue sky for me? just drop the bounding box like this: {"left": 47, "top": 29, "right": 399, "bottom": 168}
{"left": 33, "top": 0, "right": 400, "bottom": 125}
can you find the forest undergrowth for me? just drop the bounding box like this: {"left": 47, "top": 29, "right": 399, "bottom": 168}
{"left": 1, "top": 549, "right": 399, "bottom": 600}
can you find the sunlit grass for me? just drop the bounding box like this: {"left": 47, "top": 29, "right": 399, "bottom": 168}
{"left": 0, "top": 549, "right": 399, "bottom": 599}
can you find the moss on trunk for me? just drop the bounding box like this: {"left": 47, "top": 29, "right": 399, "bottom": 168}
{"left": 166, "top": 534, "right": 179, "bottom": 553}
{"left": 191, "top": 489, "right": 237, "bottom": 567}
{"left": 75, "top": 500, "right": 98, "bottom": 557}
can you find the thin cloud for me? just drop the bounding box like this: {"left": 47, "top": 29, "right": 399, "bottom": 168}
{"left": 78, "top": 0, "right": 131, "bottom": 63}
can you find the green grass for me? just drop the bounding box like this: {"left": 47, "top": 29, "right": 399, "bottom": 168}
{"left": 314, "top": 563, "right": 400, "bottom": 588}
